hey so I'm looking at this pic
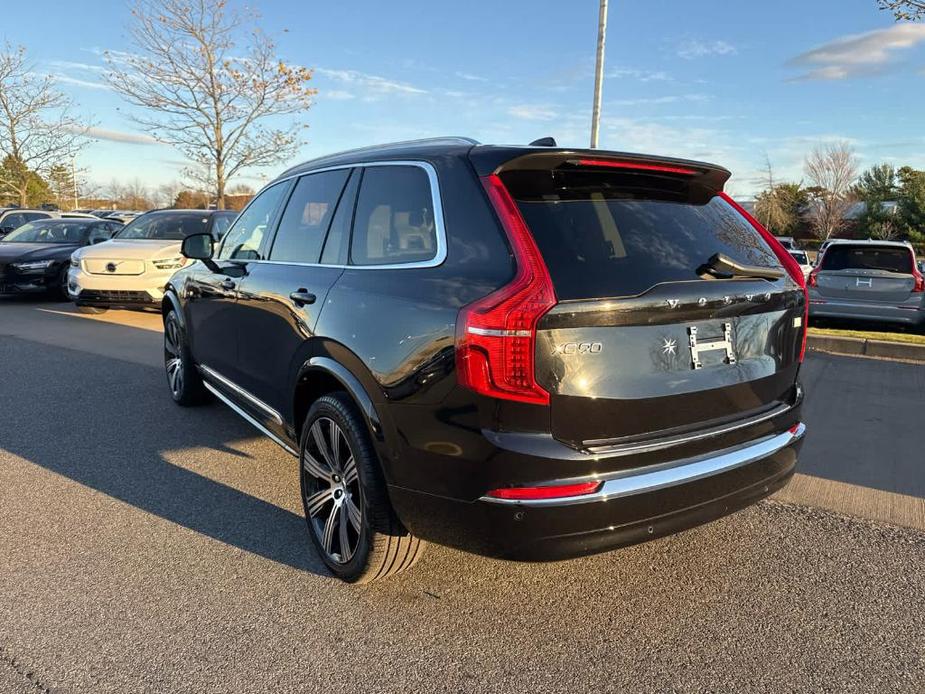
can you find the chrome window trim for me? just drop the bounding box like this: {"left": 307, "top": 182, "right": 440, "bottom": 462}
{"left": 481, "top": 423, "right": 805, "bottom": 507}
{"left": 242, "top": 160, "right": 447, "bottom": 271}
{"left": 198, "top": 364, "right": 284, "bottom": 426}
{"left": 202, "top": 381, "right": 298, "bottom": 457}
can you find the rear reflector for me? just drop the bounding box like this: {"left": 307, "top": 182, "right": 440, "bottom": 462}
{"left": 486, "top": 481, "right": 603, "bottom": 501}
{"left": 575, "top": 159, "right": 697, "bottom": 175}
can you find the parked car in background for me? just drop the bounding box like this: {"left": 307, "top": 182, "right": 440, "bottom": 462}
{"left": 0, "top": 208, "right": 56, "bottom": 239}
{"left": 0, "top": 218, "right": 121, "bottom": 298}
{"left": 808, "top": 240, "right": 924, "bottom": 328}
{"left": 68, "top": 209, "right": 237, "bottom": 313}
{"left": 162, "top": 137, "right": 807, "bottom": 583}
{"left": 788, "top": 249, "right": 813, "bottom": 280}
{"left": 775, "top": 236, "right": 797, "bottom": 250}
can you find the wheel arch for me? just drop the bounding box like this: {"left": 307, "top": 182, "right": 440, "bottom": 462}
{"left": 161, "top": 286, "right": 184, "bottom": 325}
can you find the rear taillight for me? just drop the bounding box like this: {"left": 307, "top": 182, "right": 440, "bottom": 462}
{"left": 455, "top": 174, "right": 557, "bottom": 405}
{"left": 486, "top": 481, "right": 602, "bottom": 501}
{"left": 720, "top": 193, "right": 809, "bottom": 362}
{"left": 808, "top": 269, "right": 819, "bottom": 287}
{"left": 911, "top": 258, "right": 924, "bottom": 293}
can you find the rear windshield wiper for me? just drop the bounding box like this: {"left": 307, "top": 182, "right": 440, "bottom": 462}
{"left": 697, "top": 252, "right": 784, "bottom": 281}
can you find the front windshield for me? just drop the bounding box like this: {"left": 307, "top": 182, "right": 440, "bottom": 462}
{"left": 2, "top": 220, "right": 94, "bottom": 244}
{"left": 116, "top": 213, "right": 209, "bottom": 240}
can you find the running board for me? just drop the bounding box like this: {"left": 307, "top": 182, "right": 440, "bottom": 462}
{"left": 202, "top": 381, "right": 298, "bottom": 458}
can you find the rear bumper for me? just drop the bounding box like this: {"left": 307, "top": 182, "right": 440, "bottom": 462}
{"left": 389, "top": 423, "right": 804, "bottom": 561}
{"left": 808, "top": 293, "right": 925, "bottom": 326}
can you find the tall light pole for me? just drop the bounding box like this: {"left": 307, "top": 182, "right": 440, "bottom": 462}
{"left": 590, "top": 0, "right": 608, "bottom": 149}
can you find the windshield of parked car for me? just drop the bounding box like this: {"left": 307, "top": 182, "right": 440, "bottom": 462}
{"left": 2, "top": 220, "right": 95, "bottom": 244}
{"left": 115, "top": 213, "right": 210, "bottom": 240}
{"left": 821, "top": 245, "right": 913, "bottom": 273}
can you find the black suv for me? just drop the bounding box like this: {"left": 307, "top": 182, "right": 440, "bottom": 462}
{"left": 164, "top": 137, "right": 808, "bottom": 583}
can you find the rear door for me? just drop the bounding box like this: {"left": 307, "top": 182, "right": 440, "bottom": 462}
{"left": 498, "top": 160, "right": 804, "bottom": 448}
{"left": 814, "top": 244, "right": 917, "bottom": 304}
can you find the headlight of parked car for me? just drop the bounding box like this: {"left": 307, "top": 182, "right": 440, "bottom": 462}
{"left": 70, "top": 255, "right": 80, "bottom": 268}
{"left": 11, "top": 260, "right": 55, "bottom": 272}
{"left": 151, "top": 257, "right": 188, "bottom": 270}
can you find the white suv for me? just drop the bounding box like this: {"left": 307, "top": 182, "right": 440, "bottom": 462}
{"left": 68, "top": 209, "right": 237, "bottom": 312}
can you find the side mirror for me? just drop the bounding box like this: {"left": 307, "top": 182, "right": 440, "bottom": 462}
{"left": 181, "top": 233, "right": 214, "bottom": 260}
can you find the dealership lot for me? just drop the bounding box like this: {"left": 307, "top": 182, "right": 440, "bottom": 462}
{"left": 1, "top": 300, "right": 923, "bottom": 693}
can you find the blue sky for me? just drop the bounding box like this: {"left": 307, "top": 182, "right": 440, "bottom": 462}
{"left": 4, "top": 0, "right": 925, "bottom": 196}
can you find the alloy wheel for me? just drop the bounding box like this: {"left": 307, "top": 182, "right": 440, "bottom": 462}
{"left": 301, "top": 417, "right": 362, "bottom": 563}
{"left": 164, "top": 316, "right": 184, "bottom": 397}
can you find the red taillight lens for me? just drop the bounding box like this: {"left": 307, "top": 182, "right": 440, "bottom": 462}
{"left": 719, "top": 193, "right": 809, "bottom": 362}
{"left": 455, "top": 174, "right": 557, "bottom": 405}
{"left": 912, "top": 259, "right": 924, "bottom": 293}
{"left": 807, "top": 269, "right": 819, "bottom": 288}
{"left": 575, "top": 159, "right": 698, "bottom": 176}
{"left": 486, "top": 481, "right": 603, "bottom": 501}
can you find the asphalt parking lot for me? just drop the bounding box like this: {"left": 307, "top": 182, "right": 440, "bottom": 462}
{"left": 1, "top": 299, "right": 924, "bottom": 693}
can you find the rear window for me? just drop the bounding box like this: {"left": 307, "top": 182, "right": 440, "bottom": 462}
{"left": 501, "top": 169, "right": 778, "bottom": 300}
{"left": 821, "top": 245, "right": 912, "bottom": 274}
{"left": 116, "top": 213, "right": 209, "bottom": 240}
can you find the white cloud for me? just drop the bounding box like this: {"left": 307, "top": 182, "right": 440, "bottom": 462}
{"left": 609, "top": 67, "right": 673, "bottom": 82}
{"left": 788, "top": 24, "right": 925, "bottom": 81}
{"left": 315, "top": 67, "right": 427, "bottom": 96}
{"left": 322, "top": 90, "right": 356, "bottom": 100}
{"left": 610, "top": 93, "right": 709, "bottom": 107}
{"left": 676, "top": 39, "right": 737, "bottom": 60}
{"left": 54, "top": 74, "right": 112, "bottom": 90}
{"left": 507, "top": 104, "right": 559, "bottom": 121}
{"left": 49, "top": 60, "right": 107, "bottom": 74}
{"left": 455, "top": 71, "right": 487, "bottom": 82}
{"left": 69, "top": 126, "right": 159, "bottom": 145}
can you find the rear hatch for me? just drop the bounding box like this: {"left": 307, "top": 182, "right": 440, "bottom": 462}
{"left": 485, "top": 151, "right": 805, "bottom": 449}
{"left": 814, "top": 244, "right": 917, "bottom": 304}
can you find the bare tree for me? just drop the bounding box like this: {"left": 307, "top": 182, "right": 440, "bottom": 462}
{"left": 0, "top": 44, "right": 88, "bottom": 207}
{"left": 106, "top": 0, "right": 316, "bottom": 209}
{"left": 878, "top": 0, "right": 925, "bottom": 20}
{"left": 804, "top": 142, "right": 858, "bottom": 240}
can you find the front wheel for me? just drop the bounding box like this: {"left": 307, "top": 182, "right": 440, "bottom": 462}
{"left": 164, "top": 310, "right": 211, "bottom": 406}
{"left": 299, "top": 393, "right": 425, "bottom": 583}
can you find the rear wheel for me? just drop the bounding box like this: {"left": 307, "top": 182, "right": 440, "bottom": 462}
{"left": 299, "top": 393, "right": 424, "bottom": 583}
{"left": 164, "top": 310, "right": 211, "bottom": 405}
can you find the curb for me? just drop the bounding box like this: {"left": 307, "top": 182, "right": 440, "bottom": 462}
{"left": 807, "top": 334, "right": 925, "bottom": 364}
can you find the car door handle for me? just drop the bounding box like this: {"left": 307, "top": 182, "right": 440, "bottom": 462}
{"left": 289, "top": 289, "right": 316, "bottom": 306}
{"left": 221, "top": 279, "right": 236, "bottom": 290}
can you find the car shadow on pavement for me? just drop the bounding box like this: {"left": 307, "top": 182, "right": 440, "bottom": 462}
{"left": 0, "top": 333, "right": 330, "bottom": 577}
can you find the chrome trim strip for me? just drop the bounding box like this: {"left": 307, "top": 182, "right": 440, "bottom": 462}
{"left": 202, "top": 382, "right": 298, "bottom": 457}
{"left": 198, "top": 365, "right": 284, "bottom": 425}
{"left": 467, "top": 327, "right": 531, "bottom": 337}
{"left": 481, "top": 423, "right": 805, "bottom": 507}
{"left": 220, "top": 160, "right": 447, "bottom": 271}
{"left": 584, "top": 401, "right": 796, "bottom": 457}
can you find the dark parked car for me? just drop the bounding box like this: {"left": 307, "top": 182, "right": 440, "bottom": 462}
{"left": 0, "top": 218, "right": 121, "bottom": 298}
{"left": 163, "top": 137, "right": 808, "bottom": 583}
{"left": 808, "top": 240, "right": 924, "bottom": 328}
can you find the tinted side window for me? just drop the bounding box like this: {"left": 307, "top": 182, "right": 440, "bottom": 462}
{"left": 350, "top": 166, "right": 437, "bottom": 266}
{"left": 3, "top": 213, "right": 26, "bottom": 228}
{"left": 210, "top": 213, "right": 235, "bottom": 240}
{"left": 217, "top": 182, "right": 287, "bottom": 260}
{"left": 270, "top": 169, "right": 349, "bottom": 263}
{"left": 24, "top": 213, "right": 49, "bottom": 222}
{"left": 321, "top": 169, "right": 359, "bottom": 265}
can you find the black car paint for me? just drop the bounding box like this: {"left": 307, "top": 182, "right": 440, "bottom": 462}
{"left": 165, "top": 141, "right": 805, "bottom": 561}
{"left": 0, "top": 221, "right": 118, "bottom": 295}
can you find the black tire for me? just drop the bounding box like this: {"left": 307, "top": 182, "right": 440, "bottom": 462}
{"left": 299, "top": 393, "right": 424, "bottom": 583}
{"left": 163, "top": 310, "right": 211, "bottom": 406}
{"left": 76, "top": 304, "right": 107, "bottom": 314}
{"left": 54, "top": 265, "right": 70, "bottom": 301}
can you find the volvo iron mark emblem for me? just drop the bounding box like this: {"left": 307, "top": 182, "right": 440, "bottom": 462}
{"left": 106, "top": 262, "right": 117, "bottom": 273}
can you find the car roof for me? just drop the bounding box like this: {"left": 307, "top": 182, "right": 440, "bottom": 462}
{"left": 824, "top": 239, "right": 913, "bottom": 248}
{"left": 274, "top": 136, "right": 730, "bottom": 184}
